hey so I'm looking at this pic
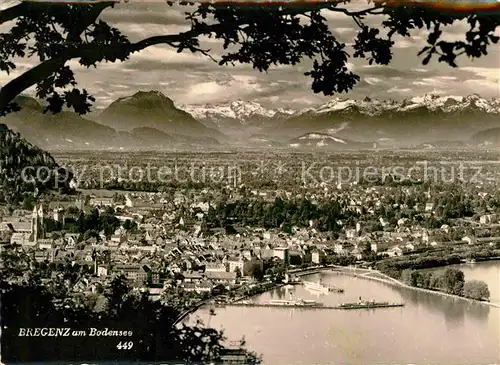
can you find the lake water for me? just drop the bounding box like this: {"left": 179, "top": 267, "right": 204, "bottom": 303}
{"left": 190, "top": 262, "right": 500, "bottom": 364}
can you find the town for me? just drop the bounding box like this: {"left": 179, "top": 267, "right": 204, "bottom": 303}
{"left": 2, "top": 151, "right": 499, "bottom": 311}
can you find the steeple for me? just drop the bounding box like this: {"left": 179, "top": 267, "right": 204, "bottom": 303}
{"left": 31, "top": 205, "right": 37, "bottom": 233}
{"left": 425, "top": 186, "right": 431, "bottom": 200}
{"left": 31, "top": 205, "right": 38, "bottom": 242}
{"left": 30, "top": 204, "right": 44, "bottom": 242}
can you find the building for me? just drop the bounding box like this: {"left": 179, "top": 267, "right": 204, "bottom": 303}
{"left": 333, "top": 242, "right": 353, "bottom": 255}
{"left": 350, "top": 247, "right": 363, "bottom": 260}
{"left": 204, "top": 271, "right": 237, "bottom": 286}
{"left": 273, "top": 247, "right": 289, "bottom": 266}
{"left": 226, "top": 255, "right": 263, "bottom": 276}
{"left": 97, "top": 265, "right": 109, "bottom": 277}
{"left": 10, "top": 232, "right": 31, "bottom": 246}
{"left": 112, "top": 264, "right": 149, "bottom": 284}
{"left": 204, "top": 262, "right": 227, "bottom": 273}
{"left": 311, "top": 250, "right": 325, "bottom": 264}
{"left": 480, "top": 214, "right": 498, "bottom": 225}
{"left": 370, "top": 242, "right": 389, "bottom": 253}
{"left": 38, "top": 239, "right": 53, "bottom": 250}
{"left": 387, "top": 246, "right": 404, "bottom": 257}
{"left": 90, "top": 197, "right": 114, "bottom": 207}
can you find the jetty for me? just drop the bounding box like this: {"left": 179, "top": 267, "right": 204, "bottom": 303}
{"left": 219, "top": 301, "right": 404, "bottom": 310}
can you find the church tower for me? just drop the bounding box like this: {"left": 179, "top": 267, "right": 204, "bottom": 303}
{"left": 38, "top": 205, "right": 44, "bottom": 239}
{"left": 31, "top": 206, "right": 38, "bottom": 242}
{"left": 30, "top": 205, "right": 44, "bottom": 242}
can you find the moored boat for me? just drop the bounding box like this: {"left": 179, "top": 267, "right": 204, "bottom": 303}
{"left": 267, "top": 298, "right": 323, "bottom": 307}
{"left": 303, "top": 280, "right": 330, "bottom": 294}
{"left": 338, "top": 296, "right": 404, "bottom": 309}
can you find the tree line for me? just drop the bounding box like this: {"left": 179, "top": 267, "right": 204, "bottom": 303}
{"left": 401, "top": 267, "right": 490, "bottom": 301}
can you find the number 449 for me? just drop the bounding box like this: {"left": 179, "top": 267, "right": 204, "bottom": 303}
{"left": 117, "top": 341, "right": 134, "bottom": 350}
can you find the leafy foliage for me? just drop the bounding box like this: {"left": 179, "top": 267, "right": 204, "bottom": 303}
{"left": 463, "top": 279, "right": 490, "bottom": 301}
{"left": 0, "top": 270, "right": 259, "bottom": 363}
{"left": 0, "top": 123, "right": 73, "bottom": 204}
{"left": 0, "top": 1, "right": 498, "bottom": 116}
{"left": 204, "top": 197, "right": 353, "bottom": 233}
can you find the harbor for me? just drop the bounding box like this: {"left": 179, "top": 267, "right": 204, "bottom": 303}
{"left": 189, "top": 262, "right": 500, "bottom": 365}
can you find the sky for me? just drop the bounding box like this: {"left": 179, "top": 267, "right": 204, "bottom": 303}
{"left": 0, "top": 0, "right": 499, "bottom": 110}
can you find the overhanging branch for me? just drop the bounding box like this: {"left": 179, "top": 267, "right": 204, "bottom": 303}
{"left": 0, "top": 21, "right": 231, "bottom": 113}
{"left": 0, "top": 57, "right": 66, "bottom": 114}
{"left": 0, "top": 2, "right": 28, "bottom": 25}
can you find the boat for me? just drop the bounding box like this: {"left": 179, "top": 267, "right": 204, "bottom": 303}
{"left": 466, "top": 258, "right": 477, "bottom": 264}
{"left": 302, "top": 280, "right": 330, "bottom": 294}
{"left": 338, "top": 296, "right": 404, "bottom": 309}
{"left": 268, "top": 298, "right": 323, "bottom": 307}
{"left": 269, "top": 299, "right": 297, "bottom": 306}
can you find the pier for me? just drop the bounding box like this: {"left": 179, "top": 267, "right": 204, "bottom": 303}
{"left": 218, "top": 302, "right": 404, "bottom": 310}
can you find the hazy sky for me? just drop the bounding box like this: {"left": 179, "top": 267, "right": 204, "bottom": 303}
{"left": 1, "top": 0, "right": 499, "bottom": 109}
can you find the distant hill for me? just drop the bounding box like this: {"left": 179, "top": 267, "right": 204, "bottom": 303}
{"left": 413, "top": 140, "right": 472, "bottom": 150}
{"left": 289, "top": 132, "right": 376, "bottom": 150}
{"left": 98, "top": 91, "right": 225, "bottom": 141}
{"left": 1, "top": 95, "right": 221, "bottom": 150}
{"left": 2, "top": 95, "right": 120, "bottom": 149}
{"left": 470, "top": 127, "right": 500, "bottom": 148}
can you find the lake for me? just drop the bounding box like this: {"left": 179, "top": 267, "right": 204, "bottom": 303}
{"left": 190, "top": 262, "right": 500, "bottom": 364}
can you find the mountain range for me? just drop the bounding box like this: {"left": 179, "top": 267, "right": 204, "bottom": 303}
{"left": 181, "top": 94, "right": 500, "bottom": 147}
{"left": 0, "top": 91, "right": 499, "bottom": 151}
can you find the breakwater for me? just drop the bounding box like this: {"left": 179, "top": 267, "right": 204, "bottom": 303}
{"left": 222, "top": 302, "right": 404, "bottom": 310}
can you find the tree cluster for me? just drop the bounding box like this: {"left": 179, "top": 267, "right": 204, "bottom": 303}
{"left": 205, "top": 197, "right": 356, "bottom": 233}
{"left": 0, "top": 274, "right": 259, "bottom": 363}
{"left": 401, "top": 267, "right": 465, "bottom": 295}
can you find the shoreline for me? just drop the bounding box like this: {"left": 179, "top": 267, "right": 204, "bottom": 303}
{"left": 181, "top": 263, "right": 499, "bottom": 323}
{"left": 325, "top": 266, "right": 500, "bottom": 308}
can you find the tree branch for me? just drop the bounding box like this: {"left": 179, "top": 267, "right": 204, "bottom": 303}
{"left": 129, "top": 23, "right": 231, "bottom": 53}
{"left": 0, "top": 57, "right": 66, "bottom": 114}
{"left": 0, "top": 2, "right": 28, "bottom": 25}
{"left": 0, "top": 21, "right": 227, "bottom": 113}
{"left": 328, "top": 5, "right": 384, "bottom": 17}
{"left": 67, "top": 2, "right": 118, "bottom": 42}
{"left": 0, "top": 1, "right": 118, "bottom": 113}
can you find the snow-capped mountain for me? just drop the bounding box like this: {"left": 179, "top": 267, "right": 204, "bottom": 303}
{"left": 305, "top": 94, "right": 500, "bottom": 116}
{"left": 279, "top": 94, "right": 500, "bottom": 144}
{"left": 182, "top": 94, "right": 500, "bottom": 125}
{"left": 181, "top": 94, "right": 500, "bottom": 145}
{"left": 180, "top": 100, "right": 297, "bottom": 128}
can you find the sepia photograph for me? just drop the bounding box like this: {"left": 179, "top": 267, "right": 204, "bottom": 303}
{"left": 0, "top": 0, "right": 499, "bottom": 364}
